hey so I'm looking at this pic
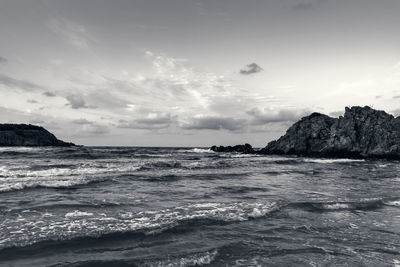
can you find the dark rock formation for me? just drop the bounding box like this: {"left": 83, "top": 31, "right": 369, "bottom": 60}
{"left": 0, "top": 124, "right": 75, "bottom": 146}
{"left": 211, "top": 143, "right": 254, "bottom": 153}
{"left": 262, "top": 106, "right": 400, "bottom": 159}
{"left": 211, "top": 106, "right": 400, "bottom": 159}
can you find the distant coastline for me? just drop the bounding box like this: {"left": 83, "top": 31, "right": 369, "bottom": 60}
{"left": 0, "top": 124, "right": 74, "bottom": 147}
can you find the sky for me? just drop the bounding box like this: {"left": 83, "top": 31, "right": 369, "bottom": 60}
{"left": 1, "top": 0, "right": 400, "bottom": 146}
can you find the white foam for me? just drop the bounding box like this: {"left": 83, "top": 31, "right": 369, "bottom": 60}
{"left": 0, "top": 147, "right": 39, "bottom": 152}
{"left": 151, "top": 249, "right": 218, "bottom": 267}
{"left": 65, "top": 210, "right": 94, "bottom": 218}
{"left": 349, "top": 223, "right": 358, "bottom": 229}
{"left": 304, "top": 158, "right": 365, "bottom": 164}
{"left": 385, "top": 200, "right": 400, "bottom": 207}
{"left": 188, "top": 148, "right": 215, "bottom": 153}
{"left": 229, "top": 154, "right": 259, "bottom": 158}
{"left": 322, "top": 203, "right": 351, "bottom": 210}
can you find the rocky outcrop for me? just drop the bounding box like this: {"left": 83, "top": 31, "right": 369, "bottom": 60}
{"left": 211, "top": 106, "right": 400, "bottom": 159}
{"left": 262, "top": 106, "right": 400, "bottom": 159}
{"left": 0, "top": 124, "right": 75, "bottom": 146}
{"left": 211, "top": 143, "right": 254, "bottom": 153}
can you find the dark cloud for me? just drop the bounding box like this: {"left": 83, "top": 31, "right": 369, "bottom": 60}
{"left": 0, "top": 73, "right": 43, "bottom": 91}
{"left": 65, "top": 94, "right": 91, "bottom": 109}
{"left": 72, "top": 118, "right": 93, "bottom": 125}
{"left": 27, "top": 99, "right": 38, "bottom": 104}
{"left": 43, "top": 91, "right": 57, "bottom": 97}
{"left": 65, "top": 90, "right": 127, "bottom": 110}
{"left": 182, "top": 116, "right": 246, "bottom": 131}
{"left": 393, "top": 95, "right": 400, "bottom": 99}
{"left": 118, "top": 114, "right": 174, "bottom": 130}
{"left": 247, "top": 108, "right": 310, "bottom": 124}
{"left": 239, "top": 63, "right": 263, "bottom": 75}
{"left": 0, "top": 57, "right": 7, "bottom": 64}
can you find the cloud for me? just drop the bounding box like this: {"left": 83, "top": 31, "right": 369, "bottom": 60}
{"left": 65, "top": 94, "right": 91, "bottom": 109}
{"left": 329, "top": 111, "right": 344, "bottom": 117}
{"left": 247, "top": 108, "right": 310, "bottom": 124}
{"left": 47, "top": 18, "right": 94, "bottom": 49}
{"left": 239, "top": 63, "right": 263, "bottom": 75}
{"left": 0, "top": 57, "right": 7, "bottom": 64}
{"left": 86, "top": 90, "right": 130, "bottom": 110}
{"left": 27, "top": 99, "right": 38, "bottom": 104}
{"left": 118, "top": 113, "right": 174, "bottom": 130}
{"left": 182, "top": 116, "right": 246, "bottom": 131}
{"left": 84, "top": 124, "right": 109, "bottom": 134}
{"left": 391, "top": 109, "right": 400, "bottom": 117}
{"left": 291, "top": 0, "right": 327, "bottom": 11}
{"left": 43, "top": 91, "right": 57, "bottom": 97}
{"left": 0, "top": 73, "right": 43, "bottom": 91}
{"left": 72, "top": 118, "right": 93, "bottom": 125}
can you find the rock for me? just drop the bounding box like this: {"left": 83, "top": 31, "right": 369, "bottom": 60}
{"left": 0, "top": 124, "right": 75, "bottom": 146}
{"left": 211, "top": 143, "right": 254, "bottom": 153}
{"left": 259, "top": 112, "right": 337, "bottom": 156}
{"left": 262, "top": 106, "right": 400, "bottom": 159}
{"left": 211, "top": 106, "right": 400, "bottom": 159}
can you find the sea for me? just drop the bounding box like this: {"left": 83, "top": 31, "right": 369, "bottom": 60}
{"left": 0, "top": 146, "right": 399, "bottom": 267}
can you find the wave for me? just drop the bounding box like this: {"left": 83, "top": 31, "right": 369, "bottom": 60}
{"left": 137, "top": 161, "right": 182, "bottom": 171}
{"left": 180, "top": 148, "right": 215, "bottom": 153}
{"left": 0, "top": 201, "right": 279, "bottom": 250}
{"left": 143, "top": 249, "right": 218, "bottom": 267}
{"left": 28, "top": 163, "right": 78, "bottom": 171}
{"left": 303, "top": 158, "right": 365, "bottom": 164}
{"left": 289, "top": 198, "right": 397, "bottom": 212}
{"left": 384, "top": 200, "right": 400, "bottom": 207}
{"left": 217, "top": 185, "right": 269, "bottom": 194}
{"left": 184, "top": 160, "right": 235, "bottom": 170}
{"left": 0, "top": 176, "right": 112, "bottom": 193}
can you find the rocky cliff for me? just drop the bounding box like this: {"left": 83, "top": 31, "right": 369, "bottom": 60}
{"left": 212, "top": 106, "right": 400, "bottom": 159}
{"left": 0, "top": 124, "right": 75, "bottom": 146}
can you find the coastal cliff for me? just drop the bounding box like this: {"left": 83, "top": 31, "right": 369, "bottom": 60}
{"left": 211, "top": 106, "right": 400, "bottom": 159}
{"left": 0, "top": 124, "right": 75, "bottom": 146}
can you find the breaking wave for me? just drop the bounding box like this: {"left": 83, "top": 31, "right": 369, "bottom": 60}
{"left": 0, "top": 201, "right": 279, "bottom": 250}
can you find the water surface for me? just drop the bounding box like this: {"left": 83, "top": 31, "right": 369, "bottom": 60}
{"left": 0, "top": 147, "right": 399, "bottom": 266}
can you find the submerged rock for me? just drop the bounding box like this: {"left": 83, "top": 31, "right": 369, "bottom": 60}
{"left": 0, "top": 124, "right": 75, "bottom": 146}
{"left": 211, "top": 143, "right": 254, "bottom": 153}
{"left": 211, "top": 106, "right": 400, "bottom": 159}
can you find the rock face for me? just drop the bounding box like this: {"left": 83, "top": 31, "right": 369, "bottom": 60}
{"left": 262, "top": 106, "right": 400, "bottom": 159}
{"left": 211, "top": 106, "right": 400, "bottom": 159}
{"left": 211, "top": 143, "right": 254, "bottom": 153}
{"left": 0, "top": 124, "right": 75, "bottom": 146}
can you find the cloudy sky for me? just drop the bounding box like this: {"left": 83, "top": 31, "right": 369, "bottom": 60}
{"left": 1, "top": 0, "right": 400, "bottom": 146}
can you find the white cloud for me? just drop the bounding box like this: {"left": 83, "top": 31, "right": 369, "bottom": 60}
{"left": 47, "top": 18, "right": 95, "bottom": 49}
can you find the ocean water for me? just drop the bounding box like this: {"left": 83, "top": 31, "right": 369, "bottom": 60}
{"left": 0, "top": 146, "right": 399, "bottom": 267}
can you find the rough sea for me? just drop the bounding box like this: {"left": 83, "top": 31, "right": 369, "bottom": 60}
{"left": 0, "top": 146, "right": 399, "bottom": 267}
